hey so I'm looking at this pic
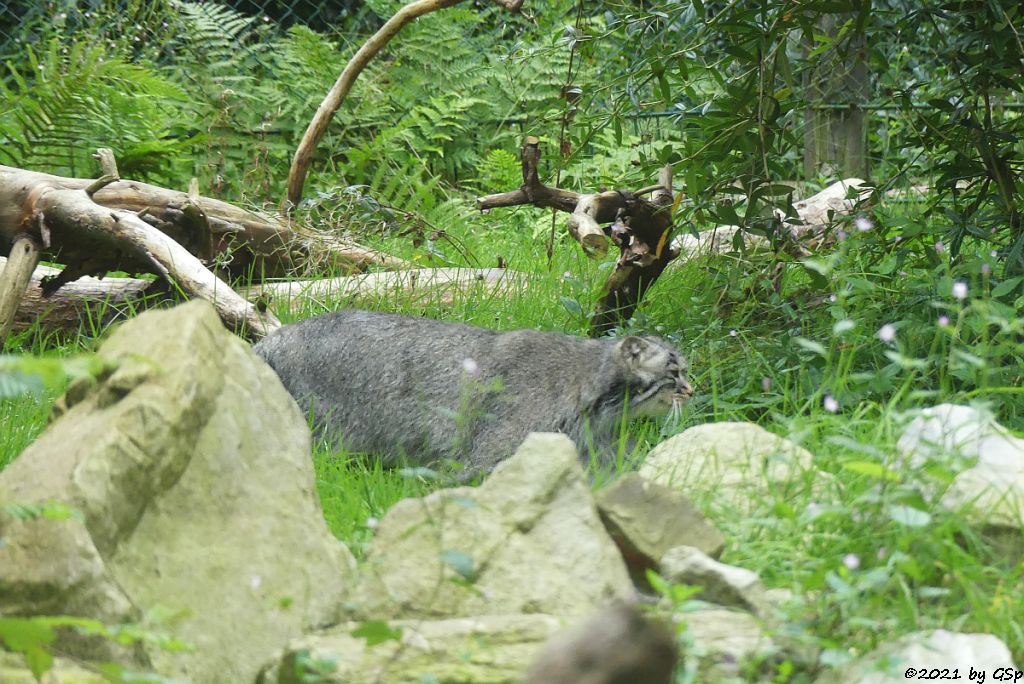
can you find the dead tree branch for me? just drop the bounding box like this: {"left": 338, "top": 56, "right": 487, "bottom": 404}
{"left": 476, "top": 138, "right": 677, "bottom": 335}
{"left": 285, "top": 0, "right": 525, "bottom": 209}
{"left": 0, "top": 163, "right": 280, "bottom": 338}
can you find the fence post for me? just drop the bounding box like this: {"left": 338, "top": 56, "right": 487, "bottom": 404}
{"left": 803, "top": 10, "right": 870, "bottom": 180}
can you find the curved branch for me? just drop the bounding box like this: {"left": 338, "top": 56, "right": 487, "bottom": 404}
{"left": 285, "top": 0, "right": 463, "bottom": 210}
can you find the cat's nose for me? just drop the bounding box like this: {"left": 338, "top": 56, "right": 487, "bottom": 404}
{"left": 677, "top": 379, "right": 694, "bottom": 398}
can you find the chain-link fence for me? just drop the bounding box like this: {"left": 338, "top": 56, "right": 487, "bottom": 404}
{"left": 0, "top": 0, "right": 368, "bottom": 61}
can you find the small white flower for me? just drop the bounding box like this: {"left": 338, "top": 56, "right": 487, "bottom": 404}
{"left": 935, "top": 241, "right": 945, "bottom": 254}
{"left": 461, "top": 357, "right": 479, "bottom": 375}
{"left": 729, "top": 329, "right": 738, "bottom": 337}
{"left": 761, "top": 377, "right": 772, "bottom": 392}
{"left": 991, "top": 250, "right": 999, "bottom": 258}
{"left": 842, "top": 553, "right": 860, "bottom": 571}
{"left": 952, "top": 281, "right": 968, "bottom": 300}
{"left": 854, "top": 216, "right": 873, "bottom": 232}
{"left": 837, "top": 229, "right": 848, "bottom": 241}
{"left": 263, "top": 15, "right": 271, "bottom": 21}
{"left": 829, "top": 294, "right": 837, "bottom": 303}
{"left": 823, "top": 395, "right": 839, "bottom": 413}
{"left": 250, "top": 575, "right": 262, "bottom": 589}
{"left": 981, "top": 262, "right": 991, "bottom": 275}
{"left": 562, "top": 271, "right": 572, "bottom": 280}
{"left": 805, "top": 501, "right": 823, "bottom": 519}
{"left": 877, "top": 323, "right": 896, "bottom": 343}
{"left": 366, "top": 516, "right": 379, "bottom": 529}
{"left": 938, "top": 315, "right": 950, "bottom": 326}
{"left": 877, "top": 547, "right": 887, "bottom": 559}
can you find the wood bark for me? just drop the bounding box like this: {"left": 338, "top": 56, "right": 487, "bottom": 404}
{"left": 0, "top": 258, "right": 168, "bottom": 336}
{"left": 591, "top": 164, "right": 675, "bottom": 335}
{"left": 285, "top": 0, "right": 525, "bottom": 209}
{"left": 477, "top": 139, "right": 678, "bottom": 335}
{"left": 0, "top": 235, "right": 40, "bottom": 344}
{"left": 0, "top": 166, "right": 403, "bottom": 281}
{"left": 803, "top": 11, "right": 870, "bottom": 179}
{"left": 1, "top": 262, "right": 527, "bottom": 335}
{"left": 0, "top": 165, "right": 280, "bottom": 338}
{"left": 243, "top": 267, "right": 527, "bottom": 311}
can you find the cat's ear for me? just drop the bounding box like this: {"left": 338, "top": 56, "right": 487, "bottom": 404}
{"left": 617, "top": 336, "right": 651, "bottom": 365}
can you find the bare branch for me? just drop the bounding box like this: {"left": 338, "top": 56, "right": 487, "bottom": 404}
{"left": 0, "top": 234, "right": 40, "bottom": 343}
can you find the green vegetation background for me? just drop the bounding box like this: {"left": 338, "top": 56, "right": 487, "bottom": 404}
{"left": 1, "top": 0, "right": 1023, "bottom": 680}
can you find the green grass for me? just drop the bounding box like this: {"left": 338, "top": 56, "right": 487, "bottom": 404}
{"left": 3, "top": 194, "right": 1024, "bottom": 677}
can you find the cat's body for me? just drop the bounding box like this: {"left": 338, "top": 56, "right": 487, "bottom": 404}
{"left": 254, "top": 310, "right": 693, "bottom": 477}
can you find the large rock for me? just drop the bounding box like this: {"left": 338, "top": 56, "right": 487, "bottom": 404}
{"left": 814, "top": 630, "right": 1016, "bottom": 684}
{"left": 353, "top": 432, "right": 635, "bottom": 620}
{"left": 0, "top": 301, "right": 353, "bottom": 684}
{"left": 661, "top": 545, "right": 769, "bottom": 616}
{"left": 596, "top": 473, "right": 725, "bottom": 585}
{"left": 258, "top": 614, "right": 563, "bottom": 684}
{"left": 639, "top": 422, "right": 815, "bottom": 516}
{"left": 898, "top": 404, "right": 1024, "bottom": 530}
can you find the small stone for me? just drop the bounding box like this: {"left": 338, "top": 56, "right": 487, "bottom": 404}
{"left": 596, "top": 473, "right": 725, "bottom": 586}
{"left": 660, "top": 546, "right": 769, "bottom": 616}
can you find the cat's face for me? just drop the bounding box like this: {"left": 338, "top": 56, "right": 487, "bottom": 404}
{"left": 617, "top": 336, "right": 694, "bottom": 417}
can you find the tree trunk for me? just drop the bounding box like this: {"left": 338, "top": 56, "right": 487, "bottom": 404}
{"left": 803, "top": 9, "right": 870, "bottom": 180}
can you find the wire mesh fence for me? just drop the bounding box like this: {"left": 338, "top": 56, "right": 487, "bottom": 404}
{"left": 0, "top": 0, "right": 367, "bottom": 62}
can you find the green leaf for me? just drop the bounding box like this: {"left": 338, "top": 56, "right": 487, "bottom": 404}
{"left": 888, "top": 505, "right": 931, "bottom": 528}
{"left": 991, "top": 276, "right": 1023, "bottom": 297}
{"left": 24, "top": 645, "right": 54, "bottom": 679}
{"left": 0, "top": 617, "right": 56, "bottom": 651}
{"left": 351, "top": 620, "right": 403, "bottom": 647}
{"left": 841, "top": 461, "right": 900, "bottom": 481}
{"left": 559, "top": 296, "right": 583, "bottom": 317}
{"left": 832, "top": 319, "right": 856, "bottom": 336}
{"left": 794, "top": 337, "right": 827, "bottom": 357}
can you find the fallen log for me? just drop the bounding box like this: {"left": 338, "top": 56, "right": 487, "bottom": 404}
{"left": 0, "top": 258, "right": 169, "bottom": 336}
{"left": 669, "top": 178, "right": 873, "bottom": 260}
{"left": 243, "top": 267, "right": 528, "bottom": 311}
{"left": 0, "top": 165, "right": 404, "bottom": 281}
{"left": 0, "top": 162, "right": 279, "bottom": 339}
{"left": 0, "top": 261, "right": 528, "bottom": 335}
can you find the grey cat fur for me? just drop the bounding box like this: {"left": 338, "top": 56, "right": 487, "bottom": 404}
{"left": 254, "top": 310, "right": 693, "bottom": 477}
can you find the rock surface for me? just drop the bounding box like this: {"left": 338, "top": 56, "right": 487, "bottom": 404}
{"left": 353, "top": 432, "right": 634, "bottom": 620}
{"left": 639, "top": 422, "right": 815, "bottom": 515}
{"left": 0, "top": 652, "right": 106, "bottom": 684}
{"left": 596, "top": 473, "right": 725, "bottom": 584}
{"left": 0, "top": 301, "right": 352, "bottom": 684}
{"left": 814, "top": 629, "right": 1017, "bottom": 684}
{"left": 524, "top": 602, "right": 677, "bottom": 684}
{"left": 258, "top": 614, "right": 563, "bottom": 684}
{"left": 661, "top": 545, "right": 769, "bottom": 616}
{"left": 898, "top": 404, "right": 1024, "bottom": 529}
{"left": 684, "top": 609, "right": 775, "bottom": 678}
